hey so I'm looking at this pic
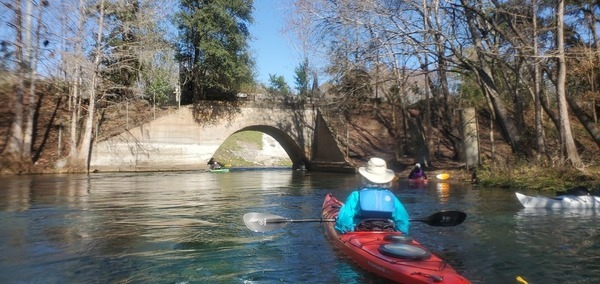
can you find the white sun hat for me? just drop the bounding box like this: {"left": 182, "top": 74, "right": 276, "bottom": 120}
{"left": 358, "top": 157, "right": 396, "bottom": 184}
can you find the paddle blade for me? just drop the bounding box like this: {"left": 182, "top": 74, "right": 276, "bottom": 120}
{"left": 436, "top": 173, "right": 450, "bottom": 180}
{"left": 243, "top": 212, "right": 290, "bottom": 232}
{"left": 413, "top": 211, "right": 466, "bottom": 226}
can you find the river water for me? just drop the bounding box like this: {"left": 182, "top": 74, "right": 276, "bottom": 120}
{"left": 0, "top": 170, "right": 598, "bottom": 284}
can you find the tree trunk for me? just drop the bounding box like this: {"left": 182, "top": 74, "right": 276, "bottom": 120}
{"left": 422, "top": 0, "right": 433, "bottom": 166}
{"left": 23, "top": 0, "right": 41, "bottom": 160}
{"left": 68, "top": 0, "right": 86, "bottom": 169}
{"left": 475, "top": 65, "right": 521, "bottom": 152}
{"left": 77, "top": 0, "right": 105, "bottom": 172}
{"left": 532, "top": 0, "right": 548, "bottom": 162}
{"left": 4, "top": 0, "right": 25, "bottom": 166}
{"left": 69, "top": 78, "right": 81, "bottom": 166}
{"left": 566, "top": 94, "right": 600, "bottom": 148}
{"left": 555, "top": 0, "right": 583, "bottom": 167}
{"left": 460, "top": 0, "right": 521, "bottom": 154}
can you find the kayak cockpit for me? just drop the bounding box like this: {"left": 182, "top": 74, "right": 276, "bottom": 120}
{"left": 341, "top": 232, "right": 436, "bottom": 263}
{"left": 379, "top": 243, "right": 432, "bottom": 260}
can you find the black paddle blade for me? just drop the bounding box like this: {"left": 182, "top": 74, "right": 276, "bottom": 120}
{"left": 414, "top": 211, "right": 467, "bottom": 226}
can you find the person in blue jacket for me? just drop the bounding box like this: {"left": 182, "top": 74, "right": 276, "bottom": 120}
{"left": 335, "top": 157, "right": 410, "bottom": 235}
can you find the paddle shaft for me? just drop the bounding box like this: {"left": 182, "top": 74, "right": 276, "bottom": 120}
{"left": 243, "top": 211, "right": 466, "bottom": 232}
{"left": 266, "top": 218, "right": 438, "bottom": 224}
{"left": 272, "top": 218, "right": 335, "bottom": 223}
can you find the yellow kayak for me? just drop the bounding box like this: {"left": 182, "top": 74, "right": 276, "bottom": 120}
{"left": 436, "top": 173, "right": 450, "bottom": 180}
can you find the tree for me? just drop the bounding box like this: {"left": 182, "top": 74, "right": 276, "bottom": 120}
{"left": 75, "top": 0, "right": 105, "bottom": 171}
{"left": 555, "top": 0, "right": 582, "bottom": 167}
{"left": 58, "top": 0, "right": 176, "bottom": 171}
{"left": 175, "top": 0, "right": 255, "bottom": 102}
{"left": 2, "top": 0, "right": 47, "bottom": 171}
{"left": 99, "top": 0, "right": 176, "bottom": 104}
{"left": 532, "top": 0, "right": 548, "bottom": 163}
{"left": 100, "top": 0, "right": 144, "bottom": 100}
{"left": 267, "top": 74, "right": 291, "bottom": 95}
{"left": 310, "top": 71, "right": 321, "bottom": 98}
{"left": 294, "top": 58, "right": 309, "bottom": 96}
{"left": 3, "top": 0, "right": 26, "bottom": 167}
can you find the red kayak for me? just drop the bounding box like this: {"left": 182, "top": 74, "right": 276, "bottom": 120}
{"left": 409, "top": 177, "right": 429, "bottom": 185}
{"left": 322, "top": 193, "right": 470, "bottom": 284}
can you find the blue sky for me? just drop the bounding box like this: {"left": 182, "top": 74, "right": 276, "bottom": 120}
{"left": 249, "top": 0, "right": 299, "bottom": 87}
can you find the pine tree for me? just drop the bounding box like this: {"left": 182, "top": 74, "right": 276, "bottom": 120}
{"left": 175, "top": 0, "right": 255, "bottom": 102}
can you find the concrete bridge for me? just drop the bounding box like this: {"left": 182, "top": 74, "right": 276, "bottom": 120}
{"left": 90, "top": 101, "right": 355, "bottom": 172}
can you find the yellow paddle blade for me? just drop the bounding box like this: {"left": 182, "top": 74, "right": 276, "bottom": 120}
{"left": 436, "top": 173, "right": 450, "bottom": 180}
{"left": 516, "top": 276, "right": 528, "bottom": 284}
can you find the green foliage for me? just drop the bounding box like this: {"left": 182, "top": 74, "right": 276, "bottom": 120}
{"left": 176, "top": 0, "right": 255, "bottom": 101}
{"left": 310, "top": 71, "right": 321, "bottom": 97}
{"left": 457, "top": 74, "right": 485, "bottom": 108}
{"left": 294, "top": 59, "right": 309, "bottom": 96}
{"left": 141, "top": 50, "right": 179, "bottom": 106}
{"left": 267, "top": 74, "right": 291, "bottom": 95}
{"left": 100, "top": 1, "right": 143, "bottom": 99}
{"left": 0, "top": 41, "right": 12, "bottom": 71}
{"left": 146, "top": 76, "right": 173, "bottom": 106}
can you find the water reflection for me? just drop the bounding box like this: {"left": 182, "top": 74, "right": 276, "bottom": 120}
{"left": 0, "top": 175, "right": 92, "bottom": 212}
{"left": 1, "top": 172, "right": 600, "bottom": 283}
{"left": 0, "top": 171, "right": 356, "bottom": 283}
{"left": 436, "top": 182, "right": 451, "bottom": 203}
{"left": 517, "top": 207, "right": 600, "bottom": 218}
{"left": 512, "top": 207, "right": 600, "bottom": 282}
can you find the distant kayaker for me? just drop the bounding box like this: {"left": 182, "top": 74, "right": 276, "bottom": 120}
{"left": 556, "top": 186, "right": 594, "bottom": 196}
{"left": 207, "top": 158, "right": 223, "bottom": 170}
{"left": 335, "top": 157, "right": 410, "bottom": 235}
{"left": 408, "top": 163, "right": 427, "bottom": 180}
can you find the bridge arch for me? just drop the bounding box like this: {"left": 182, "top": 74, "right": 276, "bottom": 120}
{"left": 90, "top": 104, "right": 353, "bottom": 172}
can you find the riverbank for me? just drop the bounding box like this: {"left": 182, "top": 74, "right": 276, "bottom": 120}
{"left": 216, "top": 132, "right": 599, "bottom": 193}
{"left": 1, "top": 91, "right": 598, "bottom": 192}
{"left": 417, "top": 164, "right": 600, "bottom": 193}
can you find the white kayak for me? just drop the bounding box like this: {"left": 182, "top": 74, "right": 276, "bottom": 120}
{"left": 515, "top": 192, "right": 600, "bottom": 209}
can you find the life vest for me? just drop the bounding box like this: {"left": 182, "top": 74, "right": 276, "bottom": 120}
{"left": 359, "top": 189, "right": 395, "bottom": 219}
{"left": 409, "top": 168, "right": 423, "bottom": 178}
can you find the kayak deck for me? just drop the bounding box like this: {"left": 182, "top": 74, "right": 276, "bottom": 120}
{"left": 516, "top": 192, "right": 600, "bottom": 209}
{"left": 322, "top": 193, "right": 470, "bottom": 283}
{"left": 409, "top": 177, "right": 429, "bottom": 184}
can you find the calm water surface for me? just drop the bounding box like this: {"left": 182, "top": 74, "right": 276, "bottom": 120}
{"left": 0, "top": 170, "right": 599, "bottom": 283}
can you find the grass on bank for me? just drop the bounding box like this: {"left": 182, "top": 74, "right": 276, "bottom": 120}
{"left": 475, "top": 163, "right": 600, "bottom": 192}
{"left": 212, "top": 131, "right": 261, "bottom": 167}
{"left": 212, "top": 131, "right": 292, "bottom": 167}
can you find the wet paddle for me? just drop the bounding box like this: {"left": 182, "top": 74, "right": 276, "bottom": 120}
{"left": 243, "top": 211, "right": 467, "bottom": 233}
